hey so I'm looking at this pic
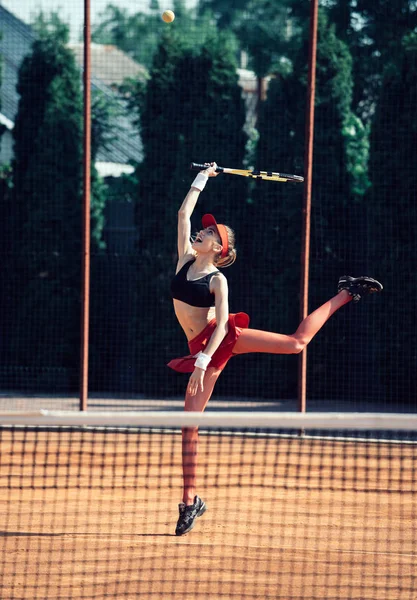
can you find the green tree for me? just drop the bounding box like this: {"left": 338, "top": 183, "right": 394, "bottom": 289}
{"left": 93, "top": 0, "right": 209, "bottom": 69}
{"left": 198, "top": 0, "right": 250, "bottom": 29}
{"left": 131, "top": 27, "right": 247, "bottom": 395}
{"left": 199, "top": 0, "right": 300, "bottom": 116}
{"left": 366, "top": 32, "right": 417, "bottom": 404}
{"left": 327, "top": 0, "right": 417, "bottom": 120}
{"left": 33, "top": 10, "right": 108, "bottom": 248}
{"left": 0, "top": 43, "right": 12, "bottom": 368}
{"left": 92, "top": 2, "right": 161, "bottom": 68}
{"left": 1, "top": 13, "right": 112, "bottom": 392}
{"left": 243, "top": 11, "right": 368, "bottom": 399}
{"left": 6, "top": 26, "right": 84, "bottom": 389}
{"left": 0, "top": 34, "right": 6, "bottom": 151}
{"left": 355, "top": 0, "right": 417, "bottom": 52}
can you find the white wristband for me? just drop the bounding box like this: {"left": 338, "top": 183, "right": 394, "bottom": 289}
{"left": 194, "top": 352, "right": 211, "bottom": 371}
{"left": 191, "top": 173, "right": 208, "bottom": 192}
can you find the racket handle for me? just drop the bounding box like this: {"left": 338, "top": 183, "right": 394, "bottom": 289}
{"left": 190, "top": 162, "right": 224, "bottom": 173}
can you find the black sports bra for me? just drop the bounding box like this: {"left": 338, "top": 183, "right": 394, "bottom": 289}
{"left": 171, "top": 260, "right": 219, "bottom": 308}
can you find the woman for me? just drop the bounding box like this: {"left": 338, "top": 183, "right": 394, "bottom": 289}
{"left": 169, "top": 162, "right": 382, "bottom": 536}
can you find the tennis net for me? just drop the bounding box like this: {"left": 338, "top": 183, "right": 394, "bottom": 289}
{"left": 0, "top": 410, "right": 416, "bottom": 600}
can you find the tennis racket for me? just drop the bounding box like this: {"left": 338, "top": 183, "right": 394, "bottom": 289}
{"left": 190, "top": 162, "right": 304, "bottom": 183}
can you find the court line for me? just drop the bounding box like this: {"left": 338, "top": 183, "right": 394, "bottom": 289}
{"left": 171, "top": 540, "right": 417, "bottom": 559}
{"left": 37, "top": 534, "right": 417, "bottom": 560}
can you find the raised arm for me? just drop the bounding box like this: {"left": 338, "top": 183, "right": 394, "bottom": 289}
{"left": 177, "top": 162, "right": 219, "bottom": 260}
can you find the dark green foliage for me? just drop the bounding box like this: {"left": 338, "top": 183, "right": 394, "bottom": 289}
{"left": 0, "top": 36, "right": 12, "bottom": 372}
{"left": 366, "top": 33, "right": 417, "bottom": 402}
{"left": 198, "top": 0, "right": 251, "bottom": 29}
{"left": 199, "top": 0, "right": 300, "bottom": 79}
{"left": 0, "top": 35, "right": 6, "bottom": 150}
{"left": 32, "top": 10, "right": 71, "bottom": 43}
{"left": 92, "top": 0, "right": 214, "bottom": 70}
{"left": 132, "top": 28, "right": 247, "bottom": 395}
{"left": 235, "top": 0, "right": 296, "bottom": 78}
{"left": 244, "top": 11, "right": 368, "bottom": 399}
{"left": 303, "top": 14, "right": 371, "bottom": 400}
{"left": 355, "top": 0, "right": 417, "bottom": 52}
{"left": 92, "top": 3, "right": 162, "bottom": 69}
{"left": 0, "top": 13, "right": 112, "bottom": 391}
{"left": 243, "top": 70, "right": 305, "bottom": 397}
{"left": 7, "top": 32, "right": 83, "bottom": 386}
{"left": 327, "top": 0, "right": 417, "bottom": 120}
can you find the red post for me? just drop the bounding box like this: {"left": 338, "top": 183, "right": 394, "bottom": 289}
{"left": 298, "top": 0, "right": 319, "bottom": 413}
{"left": 80, "top": 0, "right": 91, "bottom": 411}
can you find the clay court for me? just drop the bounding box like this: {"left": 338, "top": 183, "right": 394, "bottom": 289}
{"left": 1, "top": 427, "right": 415, "bottom": 599}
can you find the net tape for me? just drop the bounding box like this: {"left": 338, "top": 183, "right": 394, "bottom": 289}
{"left": 1, "top": 410, "right": 417, "bottom": 430}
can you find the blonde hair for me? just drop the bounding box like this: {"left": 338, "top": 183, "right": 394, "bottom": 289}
{"left": 214, "top": 225, "right": 236, "bottom": 269}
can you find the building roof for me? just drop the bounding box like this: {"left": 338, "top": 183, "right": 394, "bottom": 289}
{"left": 68, "top": 43, "right": 148, "bottom": 88}
{"left": 91, "top": 75, "right": 142, "bottom": 167}
{"left": 0, "top": 5, "right": 143, "bottom": 168}
{"left": 0, "top": 4, "right": 35, "bottom": 125}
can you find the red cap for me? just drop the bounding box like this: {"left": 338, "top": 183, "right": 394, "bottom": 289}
{"left": 202, "top": 214, "right": 229, "bottom": 259}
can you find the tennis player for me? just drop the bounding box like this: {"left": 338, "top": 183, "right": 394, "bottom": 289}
{"left": 170, "top": 162, "right": 383, "bottom": 536}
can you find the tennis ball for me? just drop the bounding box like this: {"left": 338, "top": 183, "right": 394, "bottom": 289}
{"left": 162, "top": 10, "right": 175, "bottom": 23}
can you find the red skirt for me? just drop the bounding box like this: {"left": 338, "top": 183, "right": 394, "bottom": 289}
{"left": 167, "top": 312, "right": 250, "bottom": 373}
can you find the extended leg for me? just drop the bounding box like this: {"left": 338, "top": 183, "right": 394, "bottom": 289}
{"left": 233, "top": 290, "right": 352, "bottom": 355}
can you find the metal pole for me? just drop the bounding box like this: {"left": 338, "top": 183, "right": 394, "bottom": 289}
{"left": 80, "top": 0, "right": 91, "bottom": 411}
{"left": 298, "top": 0, "right": 319, "bottom": 413}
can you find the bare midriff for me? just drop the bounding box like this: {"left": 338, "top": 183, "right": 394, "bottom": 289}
{"left": 173, "top": 299, "right": 216, "bottom": 341}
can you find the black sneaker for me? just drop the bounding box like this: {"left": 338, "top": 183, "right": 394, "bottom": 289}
{"left": 338, "top": 275, "right": 383, "bottom": 303}
{"left": 175, "top": 495, "right": 207, "bottom": 536}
